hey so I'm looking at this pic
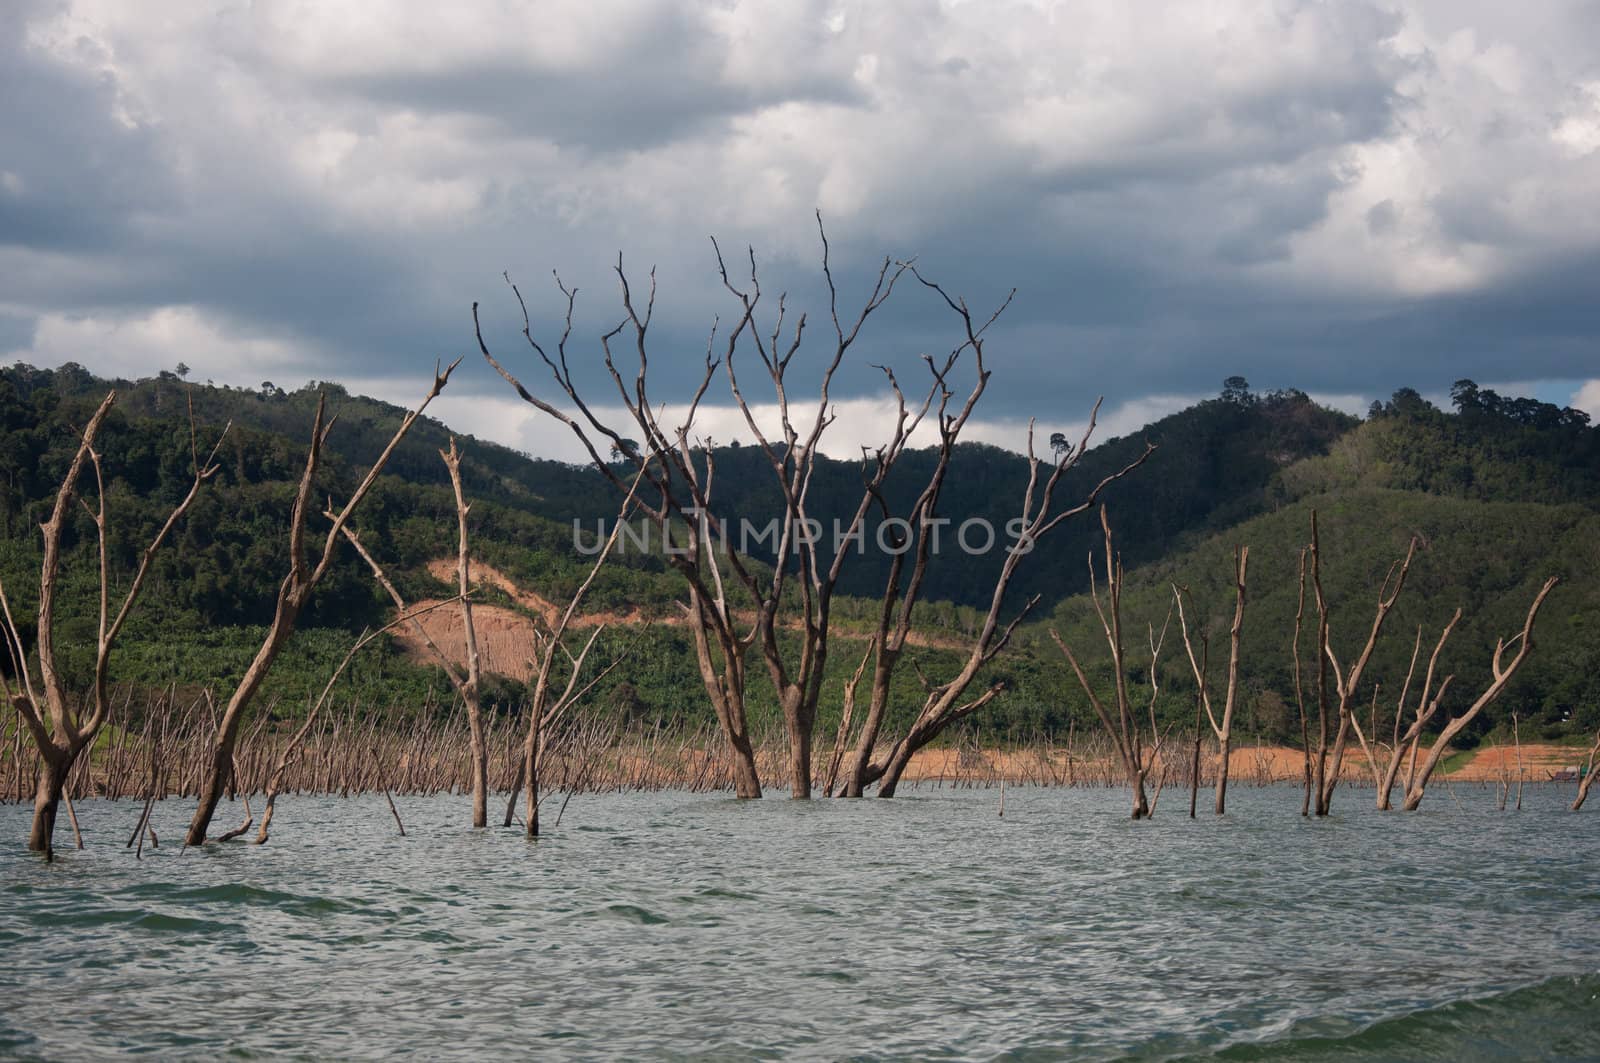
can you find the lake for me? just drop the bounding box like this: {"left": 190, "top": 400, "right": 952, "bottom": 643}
{"left": 1, "top": 784, "right": 1596, "bottom": 1060}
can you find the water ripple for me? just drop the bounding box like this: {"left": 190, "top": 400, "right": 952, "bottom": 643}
{"left": 0, "top": 785, "right": 1595, "bottom": 1059}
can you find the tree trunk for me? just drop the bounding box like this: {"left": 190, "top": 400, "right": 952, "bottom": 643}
{"left": 875, "top": 739, "right": 916, "bottom": 798}
{"left": 874, "top": 685, "right": 996, "bottom": 799}
{"left": 186, "top": 741, "right": 235, "bottom": 845}
{"left": 28, "top": 752, "right": 69, "bottom": 855}
{"left": 520, "top": 711, "right": 543, "bottom": 838}
{"left": 526, "top": 744, "right": 541, "bottom": 839}
{"left": 787, "top": 730, "right": 812, "bottom": 799}
{"left": 1214, "top": 733, "right": 1231, "bottom": 815}
{"left": 504, "top": 756, "right": 525, "bottom": 828}
{"left": 782, "top": 690, "right": 812, "bottom": 799}
{"left": 468, "top": 704, "right": 488, "bottom": 829}
{"left": 1188, "top": 697, "right": 1202, "bottom": 818}
{"left": 725, "top": 723, "right": 761, "bottom": 799}
{"left": 1574, "top": 769, "right": 1597, "bottom": 812}
{"left": 841, "top": 659, "right": 895, "bottom": 798}
{"left": 1376, "top": 751, "right": 1402, "bottom": 811}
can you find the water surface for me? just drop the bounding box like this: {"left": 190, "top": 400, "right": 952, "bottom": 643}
{"left": 2, "top": 784, "right": 1596, "bottom": 1060}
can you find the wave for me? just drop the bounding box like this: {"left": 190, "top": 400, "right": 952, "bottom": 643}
{"left": 1204, "top": 974, "right": 1600, "bottom": 1062}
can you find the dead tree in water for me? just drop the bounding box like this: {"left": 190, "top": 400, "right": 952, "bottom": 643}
{"left": 477, "top": 270, "right": 766, "bottom": 797}
{"left": 827, "top": 271, "right": 1153, "bottom": 800}
{"left": 848, "top": 412, "right": 1153, "bottom": 799}
{"left": 1573, "top": 728, "right": 1600, "bottom": 812}
{"left": 441, "top": 439, "right": 490, "bottom": 827}
{"left": 0, "top": 392, "right": 225, "bottom": 856}
{"left": 707, "top": 222, "right": 921, "bottom": 798}
{"left": 1400, "top": 577, "right": 1557, "bottom": 811}
{"left": 1371, "top": 616, "right": 1459, "bottom": 810}
{"left": 1173, "top": 545, "right": 1247, "bottom": 814}
{"left": 1307, "top": 512, "right": 1417, "bottom": 816}
{"left": 184, "top": 361, "right": 457, "bottom": 845}
{"left": 480, "top": 222, "right": 1011, "bottom": 800}
{"left": 505, "top": 473, "right": 641, "bottom": 836}
{"left": 1187, "top": 636, "right": 1206, "bottom": 818}
{"left": 1291, "top": 548, "right": 1312, "bottom": 816}
{"left": 1051, "top": 507, "right": 1176, "bottom": 819}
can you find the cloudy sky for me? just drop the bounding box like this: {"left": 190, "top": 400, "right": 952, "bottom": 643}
{"left": 4, "top": 0, "right": 1598, "bottom": 460}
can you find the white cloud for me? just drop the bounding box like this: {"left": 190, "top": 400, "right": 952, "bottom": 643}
{"left": 8, "top": 306, "right": 304, "bottom": 383}
{"left": 1307, "top": 392, "right": 1373, "bottom": 417}
{"left": 351, "top": 374, "right": 1196, "bottom": 463}
{"left": 3, "top": 0, "right": 1600, "bottom": 414}
{"left": 1572, "top": 380, "right": 1600, "bottom": 420}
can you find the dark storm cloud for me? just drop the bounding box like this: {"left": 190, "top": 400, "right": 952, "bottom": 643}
{"left": 2, "top": 0, "right": 1598, "bottom": 445}
{"left": 320, "top": 5, "right": 863, "bottom": 154}
{"left": 0, "top": 313, "right": 38, "bottom": 355}
{"left": 0, "top": 1, "right": 178, "bottom": 255}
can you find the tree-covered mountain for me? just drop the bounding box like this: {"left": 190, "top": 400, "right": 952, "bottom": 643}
{"left": 1, "top": 361, "right": 1595, "bottom": 741}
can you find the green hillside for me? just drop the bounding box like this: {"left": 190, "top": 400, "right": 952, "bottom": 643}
{"left": 1, "top": 362, "right": 1595, "bottom": 744}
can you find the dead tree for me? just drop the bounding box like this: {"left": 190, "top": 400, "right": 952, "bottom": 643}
{"left": 1371, "top": 616, "right": 1459, "bottom": 810}
{"left": 1173, "top": 545, "right": 1247, "bottom": 814}
{"left": 507, "top": 473, "right": 641, "bottom": 836}
{"left": 338, "top": 507, "right": 486, "bottom": 825}
{"left": 1050, "top": 507, "right": 1175, "bottom": 819}
{"left": 834, "top": 268, "right": 1153, "bottom": 799}
{"left": 342, "top": 465, "right": 636, "bottom": 834}
{"left": 1573, "top": 728, "right": 1600, "bottom": 812}
{"left": 831, "top": 272, "right": 1017, "bottom": 798}
{"left": 1291, "top": 548, "right": 1312, "bottom": 816}
{"left": 1187, "top": 636, "right": 1206, "bottom": 818}
{"left": 1400, "top": 578, "right": 1557, "bottom": 810}
{"left": 848, "top": 412, "right": 1154, "bottom": 799}
{"left": 440, "top": 439, "right": 490, "bottom": 826}
{"left": 477, "top": 267, "right": 767, "bottom": 796}
{"left": 1307, "top": 512, "right": 1417, "bottom": 816}
{"left": 0, "top": 392, "right": 225, "bottom": 856}
{"left": 708, "top": 219, "right": 917, "bottom": 798}
{"left": 183, "top": 361, "right": 457, "bottom": 844}
{"left": 1512, "top": 710, "right": 1525, "bottom": 811}
{"left": 479, "top": 222, "right": 954, "bottom": 799}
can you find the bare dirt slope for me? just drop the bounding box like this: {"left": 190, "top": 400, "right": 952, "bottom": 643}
{"left": 398, "top": 556, "right": 970, "bottom": 683}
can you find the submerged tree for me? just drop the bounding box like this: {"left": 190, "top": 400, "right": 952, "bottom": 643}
{"left": 1367, "top": 616, "right": 1459, "bottom": 811}
{"left": 184, "top": 361, "right": 458, "bottom": 845}
{"left": 1573, "top": 729, "right": 1600, "bottom": 812}
{"left": 339, "top": 443, "right": 638, "bottom": 833}
{"left": 1305, "top": 512, "right": 1417, "bottom": 816}
{"left": 841, "top": 401, "right": 1152, "bottom": 799}
{"left": 700, "top": 224, "right": 915, "bottom": 797}
{"left": 505, "top": 474, "right": 641, "bottom": 836}
{"left": 472, "top": 222, "right": 1125, "bottom": 799}
{"left": 251, "top": 598, "right": 459, "bottom": 844}
{"left": 477, "top": 267, "right": 767, "bottom": 796}
{"left": 1172, "top": 546, "right": 1247, "bottom": 814}
{"left": 1397, "top": 577, "right": 1558, "bottom": 811}
{"left": 0, "top": 392, "right": 227, "bottom": 856}
{"left": 1051, "top": 507, "right": 1177, "bottom": 819}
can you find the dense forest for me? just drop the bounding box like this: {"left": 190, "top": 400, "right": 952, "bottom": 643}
{"left": 1, "top": 362, "right": 1596, "bottom": 748}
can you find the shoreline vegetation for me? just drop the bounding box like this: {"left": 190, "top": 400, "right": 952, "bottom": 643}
{"left": 3, "top": 704, "right": 1592, "bottom": 819}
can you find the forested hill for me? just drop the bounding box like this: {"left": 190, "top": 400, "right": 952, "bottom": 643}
{"left": 1, "top": 361, "right": 1596, "bottom": 737}
{"left": 0, "top": 363, "right": 1358, "bottom": 611}
{"left": 1040, "top": 383, "right": 1600, "bottom": 739}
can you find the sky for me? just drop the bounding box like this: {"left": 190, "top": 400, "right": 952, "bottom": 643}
{"left": 3, "top": 0, "right": 1598, "bottom": 462}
